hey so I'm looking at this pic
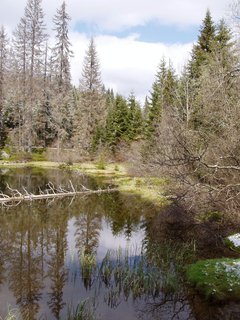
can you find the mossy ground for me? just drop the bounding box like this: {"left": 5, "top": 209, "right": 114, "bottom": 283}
{"left": 187, "top": 258, "right": 240, "bottom": 301}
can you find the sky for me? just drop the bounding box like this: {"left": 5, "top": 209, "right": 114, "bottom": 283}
{"left": 0, "top": 0, "right": 231, "bottom": 103}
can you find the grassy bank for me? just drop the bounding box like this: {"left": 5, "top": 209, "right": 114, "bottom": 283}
{"left": 0, "top": 160, "right": 168, "bottom": 206}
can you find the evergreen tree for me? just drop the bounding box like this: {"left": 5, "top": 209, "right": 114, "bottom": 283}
{"left": 189, "top": 9, "right": 216, "bottom": 79}
{"left": 51, "top": 1, "right": 74, "bottom": 149}
{"left": 145, "top": 58, "right": 166, "bottom": 138}
{"left": 52, "top": 1, "right": 73, "bottom": 92}
{"left": 105, "top": 95, "right": 129, "bottom": 149}
{"left": 127, "top": 92, "right": 143, "bottom": 140}
{"left": 75, "top": 38, "right": 106, "bottom": 152}
{"left": 0, "top": 26, "right": 8, "bottom": 147}
{"left": 163, "top": 64, "right": 177, "bottom": 108}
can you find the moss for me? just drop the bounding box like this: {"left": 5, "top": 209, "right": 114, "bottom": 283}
{"left": 187, "top": 258, "right": 240, "bottom": 301}
{"left": 197, "top": 211, "right": 223, "bottom": 223}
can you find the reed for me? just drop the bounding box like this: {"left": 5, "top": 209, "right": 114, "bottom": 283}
{"left": 67, "top": 299, "right": 97, "bottom": 320}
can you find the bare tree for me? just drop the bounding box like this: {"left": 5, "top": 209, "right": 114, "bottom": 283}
{"left": 0, "top": 26, "right": 8, "bottom": 147}
{"left": 144, "top": 37, "right": 240, "bottom": 216}
{"left": 51, "top": 1, "right": 74, "bottom": 154}
{"left": 11, "top": 0, "right": 47, "bottom": 151}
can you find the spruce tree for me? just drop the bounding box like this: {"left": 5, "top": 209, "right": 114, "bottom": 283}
{"left": 76, "top": 38, "right": 106, "bottom": 152}
{"left": 189, "top": 9, "right": 216, "bottom": 79}
{"left": 127, "top": 92, "right": 143, "bottom": 140}
{"left": 145, "top": 58, "right": 166, "bottom": 138}
{"left": 51, "top": 1, "right": 74, "bottom": 149}
{"left": 52, "top": 1, "right": 73, "bottom": 92}
{"left": 105, "top": 95, "right": 129, "bottom": 149}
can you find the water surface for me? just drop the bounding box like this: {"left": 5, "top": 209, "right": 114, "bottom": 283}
{"left": 0, "top": 168, "right": 239, "bottom": 320}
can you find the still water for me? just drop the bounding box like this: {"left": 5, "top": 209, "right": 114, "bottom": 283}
{"left": 0, "top": 168, "right": 239, "bottom": 320}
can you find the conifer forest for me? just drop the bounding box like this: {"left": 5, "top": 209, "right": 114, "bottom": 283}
{"left": 0, "top": 0, "right": 239, "bottom": 216}
{"left": 0, "top": 0, "right": 240, "bottom": 319}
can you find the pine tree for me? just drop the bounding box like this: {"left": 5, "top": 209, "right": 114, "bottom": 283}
{"left": 75, "top": 38, "right": 106, "bottom": 152}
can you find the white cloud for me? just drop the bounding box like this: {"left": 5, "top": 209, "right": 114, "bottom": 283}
{"left": 70, "top": 32, "right": 193, "bottom": 103}
{"left": 0, "top": 0, "right": 230, "bottom": 33}
{"left": 68, "top": 0, "right": 230, "bottom": 31}
{"left": 0, "top": 0, "right": 230, "bottom": 103}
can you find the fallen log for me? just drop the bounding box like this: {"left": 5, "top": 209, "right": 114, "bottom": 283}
{"left": 0, "top": 182, "right": 119, "bottom": 206}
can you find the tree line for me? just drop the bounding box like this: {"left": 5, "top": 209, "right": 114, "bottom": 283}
{"left": 0, "top": 0, "right": 239, "bottom": 215}
{"left": 0, "top": 0, "right": 145, "bottom": 155}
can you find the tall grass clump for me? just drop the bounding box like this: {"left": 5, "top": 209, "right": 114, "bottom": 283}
{"left": 67, "top": 299, "right": 98, "bottom": 320}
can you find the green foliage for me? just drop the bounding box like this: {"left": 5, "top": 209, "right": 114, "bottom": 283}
{"left": 187, "top": 259, "right": 240, "bottom": 300}
{"left": 96, "top": 154, "right": 106, "bottom": 170}
{"left": 9, "top": 151, "right": 33, "bottom": 162}
{"left": 197, "top": 211, "right": 223, "bottom": 222}
{"left": 144, "top": 58, "right": 177, "bottom": 139}
{"left": 188, "top": 9, "right": 216, "bottom": 79}
{"left": 31, "top": 148, "right": 47, "bottom": 161}
{"left": 104, "top": 94, "right": 129, "bottom": 148}
{"left": 127, "top": 92, "right": 143, "bottom": 139}
{"left": 67, "top": 299, "right": 97, "bottom": 320}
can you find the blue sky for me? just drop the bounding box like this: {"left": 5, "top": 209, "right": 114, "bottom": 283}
{"left": 74, "top": 20, "right": 201, "bottom": 44}
{"left": 0, "top": 0, "right": 231, "bottom": 102}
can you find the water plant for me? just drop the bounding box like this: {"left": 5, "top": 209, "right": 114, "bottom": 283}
{"left": 80, "top": 253, "right": 97, "bottom": 288}
{"left": 67, "top": 299, "right": 98, "bottom": 320}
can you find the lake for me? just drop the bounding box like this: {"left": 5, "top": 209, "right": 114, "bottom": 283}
{"left": 0, "top": 167, "right": 239, "bottom": 320}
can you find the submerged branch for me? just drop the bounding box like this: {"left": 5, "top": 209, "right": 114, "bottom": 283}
{"left": 0, "top": 181, "right": 118, "bottom": 206}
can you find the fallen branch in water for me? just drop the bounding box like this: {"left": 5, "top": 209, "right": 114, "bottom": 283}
{"left": 0, "top": 181, "right": 118, "bottom": 206}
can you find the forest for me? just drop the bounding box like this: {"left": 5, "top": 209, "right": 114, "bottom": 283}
{"left": 0, "top": 0, "right": 239, "bottom": 219}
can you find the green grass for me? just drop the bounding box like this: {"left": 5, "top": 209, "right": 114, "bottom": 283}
{"left": 67, "top": 299, "right": 97, "bottom": 320}
{"left": 187, "top": 258, "right": 240, "bottom": 300}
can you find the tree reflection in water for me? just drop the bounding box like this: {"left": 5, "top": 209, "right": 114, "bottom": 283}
{"left": 1, "top": 168, "right": 238, "bottom": 320}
